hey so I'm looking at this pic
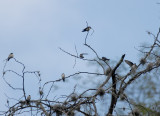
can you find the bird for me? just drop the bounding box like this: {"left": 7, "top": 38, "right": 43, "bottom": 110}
{"left": 26, "top": 95, "right": 31, "bottom": 103}
{"left": 79, "top": 54, "right": 84, "bottom": 59}
{"left": 79, "top": 53, "right": 88, "bottom": 59}
{"left": 125, "top": 60, "right": 137, "bottom": 72}
{"left": 82, "top": 26, "right": 91, "bottom": 32}
{"left": 7, "top": 53, "right": 14, "bottom": 61}
{"left": 61, "top": 73, "right": 65, "bottom": 82}
{"left": 102, "top": 57, "right": 110, "bottom": 61}
{"left": 37, "top": 71, "right": 41, "bottom": 77}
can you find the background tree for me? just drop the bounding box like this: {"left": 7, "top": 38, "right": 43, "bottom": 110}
{"left": 0, "top": 1, "right": 160, "bottom": 116}
{"left": 1, "top": 26, "right": 160, "bottom": 116}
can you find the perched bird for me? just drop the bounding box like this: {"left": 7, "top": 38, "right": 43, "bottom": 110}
{"left": 37, "top": 71, "right": 41, "bottom": 77}
{"left": 125, "top": 60, "right": 137, "bottom": 72}
{"left": 3, "top": 72, "right": 5, "bottom": 77}
{"left": 26, "top": 95, "right": 31, "bottom": 103}
{"left": 7, "top": 53, "right": 14, "bottom": 61}
{"left": 102, "top": 57, "right": 110, "bottom": 61}
{"left": 61, "top": 73, "right": 65, "bottom": 82}
{"left": 79, "top": 54, "right": 84, "bottom": 59}
{"left": 79, "top": 53, "right": 88, "bottom": 59}
{"left": 82, "top": 26, "right": 91, "bottom": 32}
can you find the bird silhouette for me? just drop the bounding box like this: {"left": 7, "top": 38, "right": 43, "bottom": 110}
{"left": 61, "top": 73, "right": 65, "bottom": 82}
{"left": 82, "top": 26, "right": 91, "bottom": 32}
{"left": 125, "top": 60, "right": 137, "bottom": 72}
{"left": 102, "top": 57, "right": 110, "bottom": 61}
{"left": 26, "top": 95, "right": 31, "bottom": 104}
{"left": 7, "top": 53, "right": 14, "bottom": 61}
{"left": 79, "top": 53, "right": 88, "bottom": 59}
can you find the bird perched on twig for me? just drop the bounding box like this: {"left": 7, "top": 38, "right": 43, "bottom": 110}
{"left": 61, "top": 73, "right": 65, "bottom": 82}
{"left": 26, "top": 95, "right": 31, "bottom": 104}
{"left": 79, "top": 53, "right": 88, "bottom": 59}
{"left": 82, "top": 26, "right": 91, "bottom": 32}
{"left": 102, "top": 57, "right": 110, "bottom": 62}
{"left": 125, "top": 60, "right": 137, "bottom": 72}
{"left": 7, "top": 53, "right": 14, "bottom": 61}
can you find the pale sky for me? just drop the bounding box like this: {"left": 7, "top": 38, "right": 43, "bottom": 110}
{"left": 0, "top": 0, "right": 160, "bottom": 114}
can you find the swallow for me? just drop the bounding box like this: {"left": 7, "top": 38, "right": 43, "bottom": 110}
{"left": 79, "top": 53, "right": 88, "bottom": 59}
{"left": 102, "top": 57, "right": 110, "bottom": 61}
{"left": 7, "top": 53, "right": 14, "bottom": 61}
{"left": 26, "top": 95, "right": 31, "bottom": 103}
{"left": 125, "top": 60, "right": 137, "bottom": 72}
{"left": 37, "top": 71, "right": 41, "bottom": 77}
{"left": 61, "top": 73, "right": 65, "bottom": 82}
{"left": 82, "top": 26, "right": 91, "bottom": 32}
